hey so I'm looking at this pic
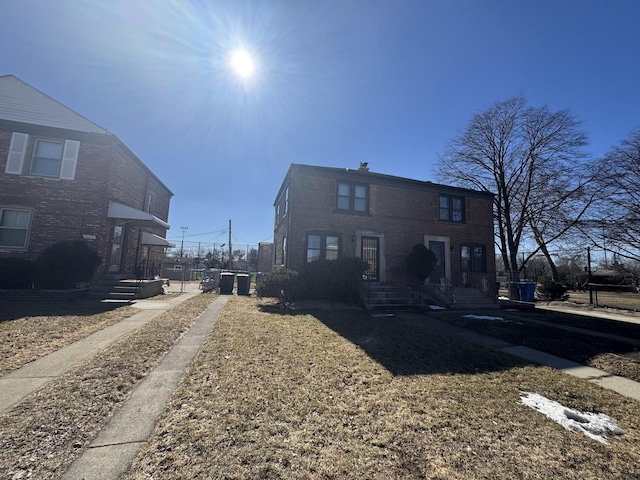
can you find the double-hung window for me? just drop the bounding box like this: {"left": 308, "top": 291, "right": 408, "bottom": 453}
{"left": 439, "top": 194, "right": 465, "bottom": 222}
{"left": 5, "top": 132, "right": 80, "bottom": 180}
{"left": 460, "top": 245, "right": 486, "bottom": 272}
{"left": 337, "top": 182, "right": 368, "bottom": 213}
{"left": 0, "top": 207, "right": 32, "bottom": 250}
{"left": 306, "top": 234, "right": 340, "bottom": 263}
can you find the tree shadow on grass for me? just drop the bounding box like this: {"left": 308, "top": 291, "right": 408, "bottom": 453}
{"left": 260, "top": 304, "right": 527, "bottom": 376}
{"left": 0, "top": 299, "right": 128, "bottom": 322}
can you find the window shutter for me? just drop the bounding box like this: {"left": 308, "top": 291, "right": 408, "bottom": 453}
{"left": 5, "top": 132, "right": 28, "bottom": 175}
{"left": 60, "top": 140, "right": 80, "bottom": 180}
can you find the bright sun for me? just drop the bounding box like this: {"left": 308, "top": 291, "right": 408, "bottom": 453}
{"left": 230, "top": 49, "right": 256, "bottom": 78}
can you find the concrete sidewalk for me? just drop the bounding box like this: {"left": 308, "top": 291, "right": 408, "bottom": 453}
{"left": 0, "top": 283, "right": 201, "bottom": 415}
{"left": 62, "top": 294, "right": 230, "bottom": 480}
{"left": 425, "top": 314, "right": 640, "bottom": 402}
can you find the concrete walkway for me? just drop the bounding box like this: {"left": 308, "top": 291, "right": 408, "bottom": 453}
{"left": 0, "top": 284, "right": 202, "bottom": 415}
{"left": 425, "top": 312, "right": 640, "bottom": 402}
{"left": 62, "top": 294, "right": 229, "bottom": 480}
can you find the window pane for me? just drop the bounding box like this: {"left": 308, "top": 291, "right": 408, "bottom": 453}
{"left": 354, "top": 185, "right": 366, "bottom": 199}
{"left": 31, "top": 140, "right": 63, "bottom": 176}
{"left": 326, "top": 236, "right": 339, "bottom": 259}
{"left": 354, "top": 197, "right": 366, "bottom": 211}
{"left": 307, "top": 249, "right": 321, "bottom": 262}
{"left": 338, "top": 183, "right": 350, "bottom": 196}
{"left": 308, "top": 235, "right": 321, "bottom": 249}
{"left": 452, "top": 197, "right": 463, "bottom": 222}
{"left": 1, "top": 209, "right": 30, "bottom": 228}
{"left": 337, "top": 196, "right": 350, "bottom": 209}
{"left": 460, "top": 245, "right": 471, "bottom": 271}
{"left": 439, "top": 196, "right": 450, "bottom": 221}
{"left": 31, "top": 157, "right": 60, "bottom": 176}
{"left": 35, "top": 140, "right": 63, "bottom": 158}
{"left": 473, "top": 246, "right": 485, "bottom": 272}
{"left": 0, "top": 209, "right": 31, "bottom": 248}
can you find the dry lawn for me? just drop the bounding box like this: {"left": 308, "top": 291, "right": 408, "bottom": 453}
{"left": 434, "top": 309, "right": 640, "bottom": 384}
{"left": 0, "top": 294, "right": 215, "bottom": 480}
{"left": 125, "top": 296, "right": 640, "bottom": 479}
{"left": 0, "top": 300, "right": 138, "bottom": 375}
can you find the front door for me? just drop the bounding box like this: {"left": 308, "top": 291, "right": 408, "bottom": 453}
{"left": 429, "top": 240, "right": 445, "bottom": 282}
{"left": 361, "top": 236, "right": 380, "bottom": 282}
{"left": 108, "top": 225, "right": 124, "bottom": 273}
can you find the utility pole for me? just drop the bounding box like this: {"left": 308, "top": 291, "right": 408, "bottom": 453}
{"left": 180, "top": 226, "right": 188, "bottom": 258}
{"left": 228, "top": 219, "right": 232, "bottom": 270}
{"left": 587, "top": 246, "right": 593, "bottom": 305}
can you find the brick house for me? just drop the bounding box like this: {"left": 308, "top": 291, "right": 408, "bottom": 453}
{"left": 0, "top": 75, "right": 174, "bottom": 281}
{"left": 273, "top": 163, "right": 496, "bottom": 299}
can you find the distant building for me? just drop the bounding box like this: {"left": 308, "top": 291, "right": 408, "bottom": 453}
{"left": 0, "top": 75, "right": 174, "bottom": 280}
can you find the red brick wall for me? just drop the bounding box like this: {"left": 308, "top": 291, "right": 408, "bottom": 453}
{"left": 274, "top": 166, "right": 496, "bottom": 294}
{"left": 0, "top": 128, "right": 172, "bottom": 280}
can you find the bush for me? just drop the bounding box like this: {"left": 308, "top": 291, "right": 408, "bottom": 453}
{"left": 0, "top": 257, "right": 34, "bottom": 289}
{"left": 256, "top": 258, "right": 368, "bottom": 304}
{"left": 299, "top": 257, "right": 368, "bottom": 302}
{"left": 255, "top": 268, "right": 299, "bottom": 303}
{"left": 406, "top": 244, "right": 437, "bottom": 284}
{"left": 33, "top": 240, "right": 102, "bottom": 289}
{"left": 536, "top": 278, "right": 569, "bottom": 301}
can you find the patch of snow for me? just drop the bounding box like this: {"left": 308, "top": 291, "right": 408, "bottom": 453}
{"left": 520, "top": 392, "right": 626, "bottom": 444}
{"left": 463, "top": 314, "right": 505, "bottom": 321}
{"left": 429, "top": 305, "right": 446, "bottom": 310}
{"left": 498, "top": 296, "right": 510, "bottom": 301}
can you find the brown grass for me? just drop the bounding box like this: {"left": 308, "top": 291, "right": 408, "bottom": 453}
{"left": 125, "top": 296, "right": 640, "bottom": 479}
{"left": 434, "top": 309, "right": 640, "bottom": 383}
{"left": 0, "top": 294, "right": 215, "bottom": 480}
{"left": 0, "top": 300, "right": 137, "bottom": 375}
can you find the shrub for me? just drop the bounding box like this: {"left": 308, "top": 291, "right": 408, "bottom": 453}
{"left": 299, "top": 257, "right": 368, "bottom": 302}
{"left": 406, "top": 244, "right": 437, "bottom": 284}
{"left": 255, "top": 268, "right": 299, "bottom": 303}
{"left": 536, "top": 278, "right": 569, "bottom": 301}
{"left": 0, "top": 257, "right": 34, "bottom": 289}
{"left": 33, "top": 240, "right": 102, "bottom": 289}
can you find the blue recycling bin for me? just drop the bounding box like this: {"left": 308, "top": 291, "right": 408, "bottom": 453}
{"left": 518, "top": 282, "right": 536, "bottom": 302}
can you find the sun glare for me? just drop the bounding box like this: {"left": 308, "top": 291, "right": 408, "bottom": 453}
{"left": 230, "top": 49, "right": 256, "bottom": 78}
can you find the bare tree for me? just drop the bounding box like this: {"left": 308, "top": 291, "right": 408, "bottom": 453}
{"left": 438, "top": 96, "right": 589, "bottom": 294}
{"left": 585, "top": 128, "right": 640, "bottom": 262}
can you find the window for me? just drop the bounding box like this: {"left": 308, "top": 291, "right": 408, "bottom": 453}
{"left": 284, "top": 187, "right": 289, "bottom": 216}
{"left": 460, "top": 245, "right": 486, "bottom": 272}
{"left": 337, "top": 182, "right": 368, "bottom": 213}
{"left": 30, "top": 139, "right": 64, "bottom": 177}
{"left": 0, "top": 207, "right": 32, "bottom": 250}
{"left": 145, "top": 192, "right": 156, "bottom": 214}
{"left": 439, "top": 195, "right": 465, "bottom": 222}
{"left": 306, "top": 233, "right": 340, "bottom": 263}
{"left": 5, "top": 132, "right": 80, "bottom": 180}
{"left": 281, "top": 236, "right": 287, "bottom": 265}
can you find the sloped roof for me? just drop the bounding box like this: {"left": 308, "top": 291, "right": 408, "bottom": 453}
{"left": 0, "top": 75, "right": 109, "bottom": 134}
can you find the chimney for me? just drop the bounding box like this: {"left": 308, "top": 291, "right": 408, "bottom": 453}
{"left": 358, "top": 162, "right": 369, "bottom": 172}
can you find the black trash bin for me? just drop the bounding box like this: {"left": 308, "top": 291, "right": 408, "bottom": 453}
{"left": 236, "top": 273, "right": 250, "bottom": 295}
{"left": 220, "top": 272, "right": 235, "bottom": 295}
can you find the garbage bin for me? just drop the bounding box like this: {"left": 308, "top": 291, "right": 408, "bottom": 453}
{"left": 236, "top": 273, "right": 250, "bottom": 295}
{"left": 518, "top": 282, "right": 536, "bottom": 302}
{"left": 220, "top": 272, "right": 235, "bottom": 295}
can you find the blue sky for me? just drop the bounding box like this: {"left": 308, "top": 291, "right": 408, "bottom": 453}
{"left": 2, "top": 0, "right": 640, "bottom": 254}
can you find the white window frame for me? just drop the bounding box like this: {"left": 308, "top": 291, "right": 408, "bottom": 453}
{"left": 0, "top": 207, "right": 32, "bottom": 251}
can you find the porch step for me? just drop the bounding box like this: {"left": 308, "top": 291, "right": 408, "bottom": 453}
{"left": 88, "top": 275, "right": 140, "bottom": 301}
{"left": 451, "top": 287, "right": 497, "bottom": 309}
{"left": 361, "top": 284, "right": 421, "bottom": 310}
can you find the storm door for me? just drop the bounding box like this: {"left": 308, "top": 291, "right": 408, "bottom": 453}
{"left": 108, "top": 225, "right": 124, "bottom": 272}
{"left": 429, "top": 240, "right": 445, "bottom": 282}
{"left": 361, "top": 236, "right": 380, "bottom": 282}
